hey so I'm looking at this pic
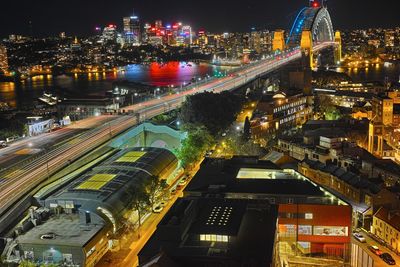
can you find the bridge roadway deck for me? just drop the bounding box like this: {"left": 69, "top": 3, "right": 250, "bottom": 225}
{"left": 0, "top": 42, "right": 333, "bottom": 233}
{"left": 122, "top": 42, "right": 333, "bottom": 119}
{"left": 0, "top": 116, "right": 137, "bottom": 228}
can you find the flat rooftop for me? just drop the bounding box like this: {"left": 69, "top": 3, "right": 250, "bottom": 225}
{"left": 186, "top": 157, "right": 324, "bottom": 197}
{"left": 17, "top": 214, "right": 103, "bottom": 247}
{"left": 139, "top": 197, "right": 277, "bottom": 266}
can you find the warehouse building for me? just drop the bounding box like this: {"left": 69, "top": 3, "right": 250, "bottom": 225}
{"left": 16, "top": 147, "right": 179, "bottom": 267}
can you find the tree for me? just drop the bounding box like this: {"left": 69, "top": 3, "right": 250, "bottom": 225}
{"left": 176, "top": 125, "right": 214, "bottom": 168}
{"left": 127, "top": 183, "right": 150, "bottom": 231}
{"left": 325, "top": 106, "right": 342, "bottom": 120}
{"left": 225, "top": 133, "right": 262, "bottom": 156}
{"left": 145, "top": 175, "right": 168, "bottom": 207}
{"left": 179, "top": 92, "right": 243, "bottom": 135}
{"left": 243, "top": 116, "right": 251, "bottom": 140}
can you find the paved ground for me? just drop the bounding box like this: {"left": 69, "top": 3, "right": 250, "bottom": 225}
{"left": 353, "top": 231, "right": 400, "bottom": 267}
{"left": 0, "top": 115, "right": 117, "bottom": 170}
{"left": 96, "top": 162, "right": 202, "bottom": 267}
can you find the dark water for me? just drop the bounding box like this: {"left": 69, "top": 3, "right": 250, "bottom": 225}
{"left": 0, "top": 62, "right": 231, "bottom": 109}
{"left": 1, "top": 61, "right": 399, "bottom": 110}
{"left": 338, "top": 62, "right": 400, "bottom": 83}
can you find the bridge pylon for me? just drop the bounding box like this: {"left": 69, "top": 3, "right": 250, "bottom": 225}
{"left": 272, "top": 30, "right": 285, "bottom": 52}
{"left": 334, "top": 31, "right": 342, "bottom": 64}
{"left": 300, "top": 30, "right": 314, "bottom": 69}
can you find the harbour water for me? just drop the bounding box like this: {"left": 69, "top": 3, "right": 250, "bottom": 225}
{"left": 0, "top": 62, "right": 232, "bottom": 109}
{"left": 0, "top": 61, "right": 399, "bottom": 110}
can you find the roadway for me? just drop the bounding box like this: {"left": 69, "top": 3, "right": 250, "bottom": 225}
{"left": 121, "top": 43, "right": 334, "bottom": 119}
{"left": 0, "top": 115, "right": 118, "bottom": 170}
{"left": 353, "top": 232, "right": 400, "bottom": 267}
{"left": 97, "top": 161, "right": 202, "bottom": 267}
{"left": 0, "top": 115, "right": 137, "bottom": 227}
{"left": 0, "top": 42, "right": 334, "bottom": 233}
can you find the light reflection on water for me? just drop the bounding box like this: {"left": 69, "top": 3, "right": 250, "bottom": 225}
{"left": 0, "top": 61, "right": 399, "bottom": 109}
{"left": 0, "top": 62, "right": 232, "bottom": 109}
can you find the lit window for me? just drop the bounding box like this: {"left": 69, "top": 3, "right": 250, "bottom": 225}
{"left": 305, "top": 213, "right": 313, "bottom": 219}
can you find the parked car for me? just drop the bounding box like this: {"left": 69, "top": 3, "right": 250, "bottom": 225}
{"left": 368, "top": 245, "right": 383, "bottom": 256}
{"left": 0, "top": 141, "right": 7, "bottom": 148}
{"left": 170, "top": 188, "right": 177, "bottom": 195}
{"left": 353, "top": 233, "right": 366, "bottom": 243}
{"left": 152, "top": 205, "right": 163, "bottom": 213}
{"left": 159, "top": 201, "right": 167, "bottom": 207}
{"left": 381, "top": 253, "right": 396, "bottom": 265}
{"left": 179, "top": 177, "right": 187, "bottom": 186}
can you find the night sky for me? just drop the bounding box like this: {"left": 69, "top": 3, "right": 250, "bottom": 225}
{"left": 1, "top": 0, "right": 399, "bottom": 38}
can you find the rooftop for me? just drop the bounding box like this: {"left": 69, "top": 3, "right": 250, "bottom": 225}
{"left": 185, "top": 157, "right": 345, "bottom": 204}
{"left": 301, "top": 159, "right": 381, "bottom": 194}
{"left": 374, "top": 207, "right": 400, "bottom": 232}
{"left": 139, "top": 197, "right": 277, "bottom": 266}
{"left": 17, "top": 214, "right": 103, "bottom": 247}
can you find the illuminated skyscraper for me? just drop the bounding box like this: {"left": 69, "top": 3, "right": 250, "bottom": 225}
{"left": 181, "top": 25, "right": 192, "bottom": 46}
{"left": 123, "top": 13, "right": 141, "bottom": 45}
{"left": 102, "top": 25, "right": 118, "bottom": 42}
{"left": 0, "top": 45, "right": 8, "bottom": 74}
{"left": 385, "top": 30, "right": 395, "bottom": 47}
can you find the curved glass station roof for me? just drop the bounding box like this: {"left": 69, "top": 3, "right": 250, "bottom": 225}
{"left": 46, "top": 147, "right": 179, "bottom": 226}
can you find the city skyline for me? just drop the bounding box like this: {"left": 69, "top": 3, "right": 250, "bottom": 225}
{"left": 1, "top": 0, "right": 400, "bottom": 37}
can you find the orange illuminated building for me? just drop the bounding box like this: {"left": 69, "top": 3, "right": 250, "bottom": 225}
{"left": 184, "top": 157, "right": 352, "bottom": 265}
{"left": 278, "top": 204, "right": 352, "bottom": 258}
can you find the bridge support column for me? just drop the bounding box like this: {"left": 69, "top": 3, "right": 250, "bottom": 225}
{"left": 334, "top": 31, "right": 342, "bottom": 64}
{"left": 272, "top": 30, "right": 285, "bottom": 52}
{"left": 300, "top": 30, "right": 314, "bottom": 69}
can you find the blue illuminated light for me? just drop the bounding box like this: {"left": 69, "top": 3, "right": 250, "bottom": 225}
{"left": 286, "top": 7, "right": 308, "bottom": 44}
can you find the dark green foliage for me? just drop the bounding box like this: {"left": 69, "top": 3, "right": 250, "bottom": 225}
{"left": 176, "top": 125, "right": 214, "bottom": 168}
{"left": 179, "top": 91, "right": 243, "bottom": 135}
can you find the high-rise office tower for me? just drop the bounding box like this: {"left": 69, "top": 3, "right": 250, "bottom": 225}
{"left": 102, "top": 25, "right": 118, "bottom": 42}
{"left": 123, "top": 12, "right": 141, "bottom": 45}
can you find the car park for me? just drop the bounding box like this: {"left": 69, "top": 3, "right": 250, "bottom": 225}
{"left": 368, "top": 245, "right": 383, "bottom": 256}
{"left": 380, "top": 253, "right": 396, "bottom": 265}
{"left": 353, "top": 233, "right": 366, "bottom": 243}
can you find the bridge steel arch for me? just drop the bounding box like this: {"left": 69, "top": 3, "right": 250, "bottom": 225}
{"left": 286, "top": 6, "right": 334, "bottom": 47}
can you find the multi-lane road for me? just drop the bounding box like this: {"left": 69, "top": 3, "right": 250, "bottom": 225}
{"left": 122, "top": 42, "right": 334, "bottom": 118}
{"left": 0, "top": 42, "right": 334, "bottom": 232}
{"left": 0, "top": 115, "right": 118, "bottom": 170}
{"left": 353, "top": 232, "right": 400, "bottom": 267}
{"left": 0, "top": 115, "right": 137, "bottom": 224}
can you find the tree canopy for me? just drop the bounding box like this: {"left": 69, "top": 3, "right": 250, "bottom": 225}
{"left": 179, "top": 91, "right": 243, "bottom": 135}
{"left": 176, "top": 125, "right": 214, "bottom": 168}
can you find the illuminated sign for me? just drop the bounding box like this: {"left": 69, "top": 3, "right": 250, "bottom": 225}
{"left": 313, "top": 226, "right": 348, "bottom": 236}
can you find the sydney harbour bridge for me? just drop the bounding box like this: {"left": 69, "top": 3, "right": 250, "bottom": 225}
{"left": 0, "top": 0, "right": 342, "bottom": 235}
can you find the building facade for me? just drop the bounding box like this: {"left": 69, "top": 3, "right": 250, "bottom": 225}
{"left": 123, "top": 15, "right": 141, "bottom": 45}
{"left": 0, "top": 44, "right": 8, "bottom": 74}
